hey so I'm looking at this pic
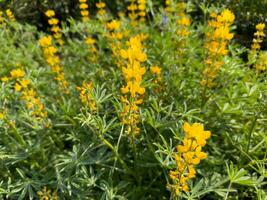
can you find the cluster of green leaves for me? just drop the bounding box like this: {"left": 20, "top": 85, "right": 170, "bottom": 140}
{"left": 0, "top": 2, "right": 266, "bottom": 200}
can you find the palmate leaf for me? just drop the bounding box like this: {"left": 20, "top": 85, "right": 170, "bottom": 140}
{"left": 226, "top": 162, "right": 264, "bottom": 186}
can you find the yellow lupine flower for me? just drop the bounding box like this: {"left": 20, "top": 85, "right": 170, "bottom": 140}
{"left": 39, "top": 36, "right": 53, "bottom": 47}
{"left": 1, "top": 76, "right": 9, "bottom": 82}
{"left": 0, "top": 112, "right": 5, "bottom": 120}
{"left": 48, "top": 18, "right": 59, "bottom": 25}
{"left": 10, "top": 69, "right": 25, "bottom": 79}
{"left": 45, "top": 10, "right": 55, "bottom": 17}
{"left": 168, "top": 122, "right": 211, "bottom": 196}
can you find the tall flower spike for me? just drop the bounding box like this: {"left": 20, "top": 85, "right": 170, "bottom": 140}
{"left": 201, "top": 9, "right": 235, "bottom": 88}
{"left": 127, "top": 0, "right": 138, "bottom": 25}
{"left": 39, "top": 36, "right": 69, "bottom": 93}
{"left": 85, "top": 36, "right": 98, "bottom": 63}
{"left": 45, "top": 10, "right": 64, "bottom": 45}
{"left": 168, "top": 122, "right": 211, "bottom": 196}
{"left": 120, "top": 35, "right": 147, "bottom": 137}
{"left": 79, "top": 0, "right": 90, "bottom": 22}
{"left": 249, "top": 23, "right": 266, "bottom": 71}
{"left": 96, "top": 1, "right": 106, "bottom": 19}
{"left": 137, "top": 0, "right": 146, "bottom": 22}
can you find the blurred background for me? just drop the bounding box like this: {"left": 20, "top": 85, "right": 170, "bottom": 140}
{"left": 1, "top": 0, "right": 267, "bottom": 48}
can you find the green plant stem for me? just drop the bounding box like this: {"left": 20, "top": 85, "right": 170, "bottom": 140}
{"left": 224, "top": 182, "right": 232, "bottom": 200}
{"left": 98, "top": 134, "right": 132, "bottom": 174}
{"left": 246, "top": 116, "right": 257, "bottom": 153}
{"left": 5, "top": 119, "right": 26, "bottom": 146}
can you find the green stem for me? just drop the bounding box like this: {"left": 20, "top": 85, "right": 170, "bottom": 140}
{"left": 246, "top": 116, "right": 257, "bottom": 153}
{"left": 99, "top": 134, "right": 131, "bottom": 174}
{"left": 5, "top": 119, "right": 26, "bottom": 146}
{"left": 224, "top": 182, "right": 232, "bottom": 200}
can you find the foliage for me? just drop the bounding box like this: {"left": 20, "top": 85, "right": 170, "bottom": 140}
{"left": 0, "top": 1, "right": 267, "bottom": 200}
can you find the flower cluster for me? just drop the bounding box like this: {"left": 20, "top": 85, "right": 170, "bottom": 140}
{"left": 251, "top": 23, "right": 265, "bottom": 52}
{"left": 201, "top": 9, "right": 235, "bottom": 88}
{"left": 96, "top": 2, "right": 106, "bottom": 18}
{"left": 6, "top": 9, "right": 15, "bottom": 21}
{"left": 106, "top": 20, "right": 125, "bottom": 68}
{"left": 120, "top": 35, "right": 147, "bottom": 136}
{"left": 77, "top": 81, "right": 96, "bottom": 111}
{"left": 137, "top": 0, "right": 146, "bottom": 22}
{"left": 45, "top": 10, "right": 64, "bottom": 46}
{"left": 0, "top": 11, "right": 4, "bottom": 23}
{"left": 37, "top": 187, "right": 58, "bottom": 200}
{"left": 168, "top": 122, "right": 211, "bottom": 196}
{"left": 165, "top": 0, "right": 174, "bottom": 13}
{"left": 150, "top": 65, "right": 162, "bottom": 84}
{"left": 39, "top": 36, "right": 68, "bottom": 93}
{"left": 176, "top": 3, "right": 191, "bottom": 56}
{"left": 0, "top": 9, "right": 15, "bottom": 23}
{"left": 127, "top": 0, "right": 146, "bottom": 24}
{"left": 2, "top": 68, "right": 47, "bottom": 119}
{"left": 79, "top": 0, "right": 90, "bottom": 22}
{"left": 176, "top": 3, "right": 191, "bottom": 37}
{"left": 254, "top": 51, "right": 267, "bottom": 71}
{"left": 249, "top": 23, "right": 266, "bottom": 71}
{"left": 85, "top": 36, "right": 98, "bottom": 63}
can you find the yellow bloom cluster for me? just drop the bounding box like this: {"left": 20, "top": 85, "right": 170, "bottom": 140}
{"left": 176, "top": 3, "right": 191, "bottom": 56}
{"left": 76, "top": 81, "right": 96, "bottom": 111}
{"left": 79, "top": 0, "right": 90, "bottom": 22}
{"left": 127, "top": 0, "right": 146, "bottom": 24}
{"left": 2, "top": 68, "right": 47, "bottom": 119}
{"left": 106, "top": 20, "right": 121, "bottom": 32}
{"left": 96, "top": 2, "right": 106, "bottom": 17}
{"left": 45, "top": 10, "right": 64, "bottom": 46}
{"left": 6, "top": 9, "right": 15, "bottom": 21}
{"left": 165, "top": 0, "right": 173, "bottom": 13}
{"left": 85, "top": 36, "right": 98, "bottom": 63}
{"left": 251, "top": 23, "right": 265, "bottom": 52}
{"left": 168, "top": 122, "right": 211, "bottom": 196}
{"left": 0, "top": 11, "right": 4, "bottom": 23}
{"left": 150, "top": 66, "right": 162, "bottom": 84}
{"left": 39, "top": 36, "right": 69, "bottom": 93}
{"left": 201, "top": 9, "right": 235, "bottom": 88}
{"left": 37, "top": 187, "right": 58, "bottom": 200}
{"left": 176, "top": 3, "right": 191, "bottom": 37}
{"left": 0, "top": 9, "right": 15, "bottom": 23}
{"left": 254, "top": 51, "right": 267, "bottom": 71}
{"left": 106, "top": 20, "right": 125, "bottom": 68}
{"left": 249, "top": 23, "right": 266, "bottom": 71}
{"left": 0, "top": 111, "right": 5, "bottom": 120}
{"left": 137, "top": 0, "right": 146, "bottom": 22}
{"left": 120, "top": 35, "right": 147, "bottom": 136}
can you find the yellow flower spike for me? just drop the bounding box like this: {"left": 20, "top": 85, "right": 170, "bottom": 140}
{"left": 45, "top": 10, "right": 64, "bottom": 45}
{"left": 119, "top": 35, "right": 147, "bottom": 137}
{"left": 201, "top": 9, "right": 235, "bottom": 88}
{"left": 168, "top": 122, "right": 211, "bottom": 196}
{"left": 39, "top": 36, "right": 69, "bottom": 93}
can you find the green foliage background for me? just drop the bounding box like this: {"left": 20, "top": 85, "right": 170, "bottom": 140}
{"left": 0, "top": 0, "right": 266, "bottom": 200}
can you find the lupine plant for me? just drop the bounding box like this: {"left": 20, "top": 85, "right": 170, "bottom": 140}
{"left": 0, "top": 1, "right": 266, "bottom": 200}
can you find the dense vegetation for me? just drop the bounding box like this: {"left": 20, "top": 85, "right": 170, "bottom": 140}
{"left": 0, "top": 1, "right": 266, "bottom": 199}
